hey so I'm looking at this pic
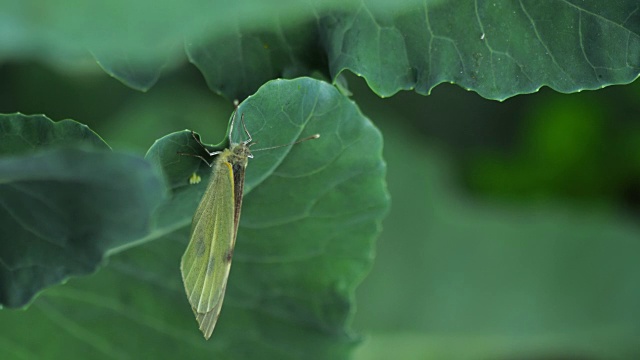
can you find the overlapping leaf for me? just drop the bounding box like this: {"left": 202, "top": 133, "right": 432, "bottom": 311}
{"left": 190, "top": 0, "right": 640, "bottom": 100}
{"left": 0, "top": 114, "right": 165, "bottom": 308}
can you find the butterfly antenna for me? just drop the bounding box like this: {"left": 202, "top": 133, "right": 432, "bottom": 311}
{"left": 252, "top": 134, "right": 320, "bottom": 152}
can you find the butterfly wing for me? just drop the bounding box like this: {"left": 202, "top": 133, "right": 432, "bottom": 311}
{"left": 181, "top": 159, "right": 236, "bottom": 339}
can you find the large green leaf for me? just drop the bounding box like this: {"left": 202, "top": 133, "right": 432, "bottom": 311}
{"left": 0, "top": 114, "right": 166, "bottom": 308}
{"left": 325, "top": 0, "right": 640, "bottom": 99}
{"left": 189, "top": 0, "right": 639, "bottom": 100}
{"left": 0, "top": 78, "right": 389, "bottom": 358}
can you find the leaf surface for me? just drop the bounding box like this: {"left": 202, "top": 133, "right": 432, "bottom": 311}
{"left": 0, "top": 114, "right": 165, "bottom": 308}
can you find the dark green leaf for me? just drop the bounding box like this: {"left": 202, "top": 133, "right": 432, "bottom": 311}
{"left": 324, "top": 0, "right": 640, "bottom": 99}
{"left": 186, "top": 19, "right": 327, "bottom": 101}
{"left": 188, "top": 0, "right": 639, "bottom": 100}
{"left": 0, "top": 113, "right": 110, "bottom": 155}
{"left": 0, "top": 114, "right": 166, "bottom": 308}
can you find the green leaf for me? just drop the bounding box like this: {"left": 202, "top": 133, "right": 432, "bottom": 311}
{"left": 185, "top": 19, "right": 327, "bottom": 101}
{"left": 188, "top": 0, "right": 640, "bottom": 100}
{"left": 0, "top": 77, "right": 389, "bottom": 358}
{"left": 147, "top": 77, "right": 390, "bottom": 351}
{"left": 324, "top": 0, "right": 640, "bottom": 99}
{"left": 0, "top": 114, "right": 166, "bottom": 308}
{"left": 0, "top": 113, "right": 110, "bottom": 155}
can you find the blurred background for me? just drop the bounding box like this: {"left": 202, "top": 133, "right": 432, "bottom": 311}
{"left": 1, "top": 60, "right": 639, "bottom": 359}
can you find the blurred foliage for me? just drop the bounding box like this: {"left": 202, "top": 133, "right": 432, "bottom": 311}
{"left": 466, "top": 91, "right": 640, "bottom": 212}
{"left": 0, "top": 114, "right": 166, "bottom": 308}
{"left": 323, "top": 75, "right": 640, "bottom": 358}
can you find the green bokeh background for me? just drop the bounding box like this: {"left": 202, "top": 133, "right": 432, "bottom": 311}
{"left": 1, "top": 58, "right": 639, "bottom": 358}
